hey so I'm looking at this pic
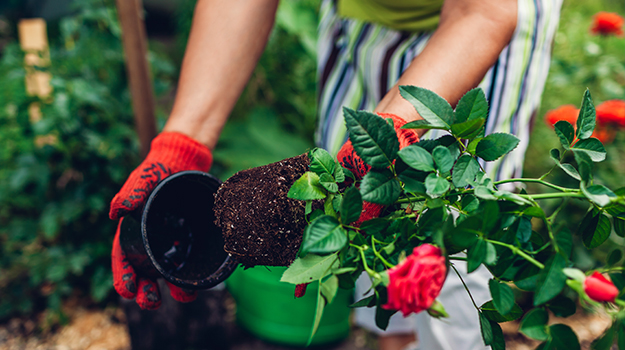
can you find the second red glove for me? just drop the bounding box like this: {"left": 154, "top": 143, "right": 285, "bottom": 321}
{"left": 110, "top": 132, "right": 213, "bottom": 309}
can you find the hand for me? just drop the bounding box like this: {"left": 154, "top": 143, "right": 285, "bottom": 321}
{"left": 337, "top": 113, "right": 420, "bottom": 225}
{"left": 110, "top": 132, "right": 212, "bottom": 309}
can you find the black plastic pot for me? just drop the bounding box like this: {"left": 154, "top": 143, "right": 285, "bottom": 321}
{"left": 119, "top": 171, "right": 238, "bottom": 290}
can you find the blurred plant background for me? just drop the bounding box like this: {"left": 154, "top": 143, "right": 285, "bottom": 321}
{"left": 524, "top": 0, "right": 625, "bottom": 273}
{"left": 0, "top": 0, "right": 623, "bottom": 334}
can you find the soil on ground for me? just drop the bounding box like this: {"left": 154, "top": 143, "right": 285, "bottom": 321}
{"left": 0, "top": 292, "right": 613, "bottom": 350}
{"left": 214, "top": 154, "right": 311, "bottom": 267}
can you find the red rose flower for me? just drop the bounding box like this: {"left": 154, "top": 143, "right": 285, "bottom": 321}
{"left": 545, "top": 105, "right": 579, "bottom": 127}
{"left": 383, "top": 244, "right": 446, "bottom": 316}
{"left": 591, "top": 12, "right": 625, "bottom": 36}
{"left": 596, "top": 100, "right": 625, "bottom": 127}
{"left": 584, "top": 272, "right": 619, "bottom": 302}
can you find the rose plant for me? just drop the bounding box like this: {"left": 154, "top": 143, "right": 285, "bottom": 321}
{"left": 280, "top": 86, "right": 625, "bottom": 349}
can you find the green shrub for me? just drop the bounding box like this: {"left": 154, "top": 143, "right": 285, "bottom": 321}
{"left": 0, "top": 0, "right": 174, "bottom": 321}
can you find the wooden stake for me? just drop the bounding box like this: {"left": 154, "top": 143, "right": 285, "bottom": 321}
{"left": 116, "top": 0, "right": 157, "bottom": 157}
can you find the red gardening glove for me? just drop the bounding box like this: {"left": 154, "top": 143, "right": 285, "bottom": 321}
{"left": 338, "top": 113, "right": 420, "bottom": 226}
{"left": 110, "top": 132, "right": 212, "bottom": 310}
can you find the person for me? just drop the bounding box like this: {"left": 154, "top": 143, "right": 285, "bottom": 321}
{"left": 108, "top": 0, "right": 562, "bottom": 349}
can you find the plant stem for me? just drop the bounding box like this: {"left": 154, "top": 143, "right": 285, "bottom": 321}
{"left": 597, "top": 266, "right": 625, "bottom": 274}
{"left": 352, "top": 245, "right": 377, "bottom": 277}
{"left": 494, "top": 178, "right": 577, "bottom": 192}
{"left": 451, "top": 264, "right": 479, "bottom": 311}
{"left": 371, "top": 236, "right": 394, "bottom": 269}
{"left": 518, "top": 192, "right": 586, "bottom": 201}
{"left": 485, "top": 239, "right": 545, "bottom": 269}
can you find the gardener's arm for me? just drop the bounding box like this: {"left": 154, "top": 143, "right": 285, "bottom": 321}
{"left": 163, "top": 0, "right": 280, "bottom": 149}
{"left": 374, "top": 0, "right": 518, "bottom": 136}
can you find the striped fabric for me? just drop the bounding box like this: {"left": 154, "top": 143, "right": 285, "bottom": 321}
{"left": 316, "top": 0, "right": 563, "bottom": 182}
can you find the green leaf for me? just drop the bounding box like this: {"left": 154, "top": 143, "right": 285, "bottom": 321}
{"left": 398, "top": 145, "right": 435, "bottom": 172}
{"left": 450, "top": 118, "right": 486, "bottom": 139}
{"left": 350, "top": 294, "right": 375, "bottom": 308}
{"left": 400, "top": 175, "right": 427, "bottom": 195}
{"left": 319, "top": 173, "right": 338, "bottom": 193}
{"left": 360, "top": 169, "right": 401, "bottom": 205}
{"left": 608, "top": 249, "right": 623, "bottom": 267}
{"left": 615, "top": 217, "right": 625, "bottom": 238}
{"left": 310, "top": 281, "right": 326, "bottom": 345}
{"left": 467, "top": 137, "right": 482, "bottom": 155}
{"left": 479, "top": 312, "right": 493, "bottom": 346}
{"left": 481, "top": 300, "right": 523, "bottom": 322}
{"left": 425, "top": 173, "right": 450, "bottom": 198}
{"left": 467, "top": 239, "right": 486, "bottom": 273}
{"left": 519, "top": 308, "right": 550, "bottom": 341}
{"left": 554, "top": 121, "right": 575, "bottom": 149}
{"left": 484, "top": 242, "right": 497, "bottom": 266}
{"left": 454, "top": 88, "right": 489, "bottom": 123}
{"left": 476, "top": 133, "right": 520, "bottom": 161}
{"left": 489, "top": 279, "right": 515, "bottom": 315}
{"left": 288, "top": 172, "right": 327, "bottom": 200}
{"left": 547, "top": 295, "right": 576, "bottom": 318}
{"left": 320, "top": 275, "right": 339, "bottom": 305}
{"left": 462, "top": 194, "right": 480, "bottom": 212}
{"left": 309, "top": 148, "right": 336, "bottom": 175}
{"left": 343, "top": 107, "right": 399, "bottom": 168}
{"left": 375, "top": 306, "right": 397, "bottom": 331}
{"left": 333, "top": 163, "right": 345, "bottom": 183}
{"left": 534, "top": 255, "right": 567, "bottom": 306}
{"left": 576, "top": 89, "right": 596, "bottom": 140}
{"left": 573, "top": 151, "right": 593, "bottom": 183}
{"left": 572, "top": 138, "right": 607, "bottom": 162}
{"left": 281, "top": 254, "right": 339, "bottom": 284}
{"left": 399, "top": 85, "right": 453, "bottom": 127}
{"left": 583, "top": 184, "right": 616, "bottom": 207}
{"left": 340, "top": 186, "right": 363, "bottom": 224}
{"left": 490, "top": 320, "right": 506, "bottom": 350}
{"left": 401, "top": 119, "right": 448, "bottom": 130}
{"left": 301, "top": 216, "right": 348, "bottom": 255}
{"left": 432, "top": 146, "right": 454, "bottom": 173}
{"left": 581, "top": 210, "right": 611, "bottom": 249}
{"left": 549, "top": 324, "right": 580, "bottom": 350}
{"left": 549, "top": 149, "right": 581, "bottom": 181}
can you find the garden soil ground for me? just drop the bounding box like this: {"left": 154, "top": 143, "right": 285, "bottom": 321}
{"left": 0, "top": 293, "right": 612, "bottom": 350}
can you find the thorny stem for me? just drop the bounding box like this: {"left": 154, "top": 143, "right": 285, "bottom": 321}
{"left": 494, "top": 178, "right": 577, "bottom": 193}
{"left": 451, "top": 263, "right": 479, "bottom": 311}
{"left": 371, "top": 236, "right": 394, "bottom": 269}
{"left": 485, "top": 239, "right": 545, "bottom": 269}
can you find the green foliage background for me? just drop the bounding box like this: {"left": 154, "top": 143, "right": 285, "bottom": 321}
{"left": 0, "top": 0, "right": 623, "bottom": 325}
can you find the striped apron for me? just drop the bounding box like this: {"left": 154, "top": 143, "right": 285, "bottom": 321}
{"left": 316, "top": 0, "right": 563, "bottom": 182}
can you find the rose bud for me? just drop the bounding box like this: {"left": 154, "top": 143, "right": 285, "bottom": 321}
{"left": 584, "top": 272, "right": 619, "bottom": 303}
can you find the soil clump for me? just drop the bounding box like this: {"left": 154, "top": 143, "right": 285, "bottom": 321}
{"left": 214, "top": 154, "right": 311, "bottom": 267}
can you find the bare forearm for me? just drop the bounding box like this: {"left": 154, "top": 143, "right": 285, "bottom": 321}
{"left": 164, "top": 0, "right": 280, "bottom": 149}
{"left": 375, "top": 0, "right": 517, "bottom": 135}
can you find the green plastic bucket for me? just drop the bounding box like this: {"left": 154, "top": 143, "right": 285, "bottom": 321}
{"left": 226, "top": 265, "right": 352, "bottom": 346}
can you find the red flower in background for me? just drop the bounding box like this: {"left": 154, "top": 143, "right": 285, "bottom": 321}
{"left": 596, "top": 100, "right": 625, "bottom": 127}
{"left": 544, "top": 103, "right": 620, "bottom": 144}
{"left": 383, "top": 244, "right": 446, "bottom": 316}
{"left": 584, "top": 272, "right": 619, "bottom": 302}
{"left": 545, "top": 105, "right": 579, "bottom": 127}
{"left": 590, "top": 12, "right": 624, "bottom": 36}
